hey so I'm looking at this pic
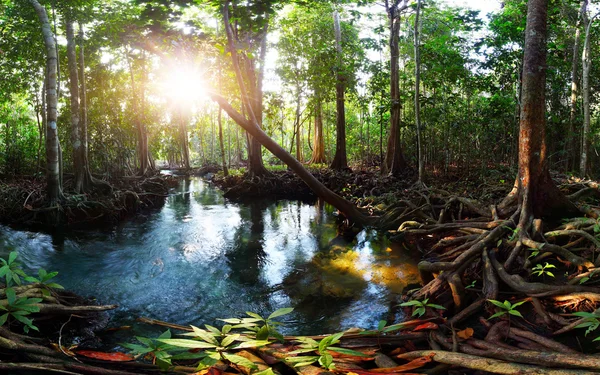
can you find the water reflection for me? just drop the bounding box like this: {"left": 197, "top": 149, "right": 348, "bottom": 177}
{"left": 0, "top": 177, "right": 420, "bottom": 335}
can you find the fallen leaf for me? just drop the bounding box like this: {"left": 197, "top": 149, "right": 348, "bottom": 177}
{"left": 412, "top": 322, "right": 438, "bottom": 331}
{"left": 457, "top": 327, "right": 474, "bottom": 340}
{"left": 75, "top": 350, "right": 135, "bottom": 362}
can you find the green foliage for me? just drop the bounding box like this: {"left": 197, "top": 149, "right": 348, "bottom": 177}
{"left": 573, "top": 310, "right": 600, "bottom": 341}
{"left": 0, "top": 251, "right": 28, "bottom": 287}
{"left": 25, "top": 268, "right": 64, "bottom": 296}
{"left": 159, "top": 324, "right": 272, "bottom": 371}
{"left": 359, "top": 320, "right": 412, "bottom": 335}
{"left": 121, "top": 330, "right": 176, "bottom": 370}
{"left": 528, "top": 243, "right": 545, "bottom": 259}
{"left": 487, "top": 299, "right": 526, "bottom": 320}
{"left": 219, "top": 307, "right": 293, "bottom": 342}
{"left": 0, "top": 287, "right": 41, "bottom": 333}
{"left": 531, "top": 262, "right": 556, "bottom": 278}
{"left": 286, "top": 332, "right": 368, "bottom": 370}
{"left": 399, "top": 298, "right": 446, "bottom": 318}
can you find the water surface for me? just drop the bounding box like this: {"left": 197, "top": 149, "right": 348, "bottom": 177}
{"left": 0, "top": 177, "right": 419, "bottom": 336}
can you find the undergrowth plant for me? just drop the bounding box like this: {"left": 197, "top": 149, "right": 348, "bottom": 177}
{"left": 219, "top": 307, "right": 293, "bottom": 342}
{"left": 285, "top": 332, "right": 368, "bottom": 370}
{"left": 488, "top": 299, "right": 526, "bottom": 319}
{"left": 573, "top": 310, "right": 600, "bottom": 341}
{"left": 532, "top": 262, "right": 556, "bottom": 278}
{"left": 121, "top": 330, "right": 177, "bottom": 370}
{"left": 399, "top": 298, "right": 445, "bottom": 317}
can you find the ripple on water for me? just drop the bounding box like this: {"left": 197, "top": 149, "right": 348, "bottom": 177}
{"left": 0, "top": 177, "right": 419, "bottom": 335}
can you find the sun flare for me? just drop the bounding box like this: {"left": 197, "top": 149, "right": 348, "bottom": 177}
{"left": 159, "top": 63, "right": 209, "bottom": 105}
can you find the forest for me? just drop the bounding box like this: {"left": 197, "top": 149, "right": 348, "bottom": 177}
{"left": 3, "top": 0, "right": 600, "bottom": 374}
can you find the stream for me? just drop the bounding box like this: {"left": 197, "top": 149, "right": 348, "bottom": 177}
{"left": 0, "top": 176, "right": 419, "bottom": 337}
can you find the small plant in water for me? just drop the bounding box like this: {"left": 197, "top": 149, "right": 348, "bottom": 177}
{"left": 220, "top": 307, "right": 293, "bottom": 342}
{"left": 0, "top": 252, "right": 29, "bottom": 287}
{"left": 286, "top": 332, "right": 368, "bottom": 370}
{"left": 532, "top": 262, "right": 556, "bottom": 278}
{"left": 399, "top": 298, "right": 445, "bottom": 317}
{"left": 487, "top": 299, "right": 526, "bottom": 319}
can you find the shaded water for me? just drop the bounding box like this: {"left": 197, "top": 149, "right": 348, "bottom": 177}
{"left": 0, "top": 177, "right": 419, "bottom": 336}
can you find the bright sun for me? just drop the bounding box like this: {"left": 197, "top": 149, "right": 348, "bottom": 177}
{"left": 160, "top": 63, "right": 209, "bottom": 105}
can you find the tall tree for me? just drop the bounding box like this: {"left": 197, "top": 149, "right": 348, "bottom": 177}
{"left": 414, "top": 0, "right": 424, "bottom": 183}
{"left": 383, "top": 0, "right": 409, "bottom": 175}
{"left": 330, "top": 9, "right": 348, "bottom": 170}
{"left": 568, "top": 0, "right": 588, "bottom": 171}
{"left": 500, "top": 0, "right": 578, "bottom": 227}
{"left": 580, "top": 10, "right": 598, "bottom": 177}
{"left": 29, "top": 0, "right": 61, "bottom": 204}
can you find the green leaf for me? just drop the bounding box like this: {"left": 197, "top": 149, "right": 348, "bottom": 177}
{"left": 288, "top": 348, "right": 318, "bottom": 355}
{"left": 546, "top": 271, "right": 555, "bottom": 278}
{"left": 191, "top": 325, "right": 219, "bottom": 345}
{"left": 268, "top": 307, "right": 293, "bottom": 320}
{"left": 221, "top": 333, "right": 240, "bottom": 348}
{"left": 488, "top": 311, "right": 506, "bottom": 320}
{"left": 5, "top": 288, "right": 16, "bottom": 305}
{"left": 234, "top": 340, "right": 271, "bottom": 349}
{"left": 573, "top": 312, "right": 599, "bottom": 318}
{"left": 0, "top": 313, "right": 8, "bottom": 326}
{"left": 425, "top": 303, "right": 446, "bottom": 310}
{"left": 400, "top": 300, "right": 423, "bottom": 307}
{"left": 511, "top": 301, "right": 527, "bottom": 308}
{"left": 158, "top": 339, "right": 218, "bottom": 349}
{"left": 204, "top": 325, "right": 221, "bottom": 335}
{"left": 508, "top": 309, "right": 524, "bottom": 318}
{"left": 377, "top": 320, "right": 386, "bottom": 331}
{"left": 328, "top": 347, "right": 370, "bottom": 357}
{"left": 246, "top": 312, "right": 263, "bottom": 320}
{"left": 488, "top": 300, "right": 508, "bottom": 309}
{"left": 292, "top": 360, "right": 320, "bottom": 368}
{"left": 0, "top": 265, "right": 9, "bottom": 278}
{"left": 157, "top": 330, "right": 172, "bottom": 340}
{"left": 318, "top": 353, "right": 334, "bottom": 370}
{"left": 382, "top": 322, "right": 407, "bottom": 333}
{"left": 413, "top": 307, "right": 426, "bottom": 317}
{"left": 223, "top": 353, "right": 258, "bottom": 370}
{"left": 8, "top": 252, "right": 17, "bottom": 264}
{"left": 120, "top": 343, "right": 154, "bottom": 354}
{"left": 256, "top": 324, "right": 270, "bottom": 340}
{"left": 254, "top": 368, "right": 276, "bottom": 375}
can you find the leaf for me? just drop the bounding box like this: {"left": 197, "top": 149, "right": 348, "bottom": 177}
{"left": 377, "top": 320, "right": 386, "bottom": 331}
{"left": 382, "top": 322, "right": 407, "bottom": 333}
{"left": 412, "top": 322, "right": 439, "bottom": 331}
{"left": 413, "top": 307, "right": 426, "bottom": 317}
{"left": 511, "top": 301, "right": 527, "bottom": 308}
{"left": 5, "top": 288, "right": 16, "bottom": 305}
{"left": 400, "top": 300, "right": 423, "bottom": 307}
{"left": 328, "top": 347, "right": 370, "bottom": 357}
{"left": 157, "top": 330, "right": 172, "bottom": 340}
{"left": 75, "top": 351, "right": 135, "bottom": 362}
{"left": 256, "top": 324, "right": 270, "bottom": 340}
{"left": 456, "top": 327, "right": 474, "bottom": 339}
{"left": 234, "top": 339, "right": 271, "bottom": 349}
{"left": 508, "top": 309, "right": 523, "bottom": 318}
{"left": 254, "top": 368, "right": 276, "bottom": 375}
{"left": 120, "top": 343, "right": 154, "bottom": 354}
{"left": 425, "top": 303, "right": 446, "bottom": 310}
{"left": 246, "top": 312, "right": 263, "bottom": 320}
{"left": 268, "top": 307, "right": 293, "bottom": 320}
{"left": 158, "top": 339, "right": 217, "bottom": 349}
{"left": 0, "top": 313, "right": 8, "bottom": 326}
{"left": 191, "top": 326, "right": 219, "bottom": 346}
{"left": 488, "top": 311, "right": 506, "bottom": 320}
{"left": 573, "top": 312, "right": 600, "bottom": 318}
{"left": 204, "top": 325, "right": 221, "bottom": 335}
{"left": 487, "top": 300, "right": 507, "bottom": 309}
{"left": 318, "top": 353, "right": 334, "bottom": 369}
{"left": 220, "top": 334, "right": 240, "bottom": 348}
{"left": 8, "top": 252, "right": 17, "bottom": 264}
{"left": 546, "top": 271, "right": 555, "bottom": 278}
{"left": 223, "top": 353, "right": 258, "bottom": 370}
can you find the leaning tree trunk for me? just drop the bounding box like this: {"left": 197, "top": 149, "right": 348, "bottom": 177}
{"left": 568, "top": 0, "right": 588, "bottom": 171}
{"left": 500, "top": 0, "right": 579, "bottom": 227}
{"left": 309, "top": 98, "right": 326, "bottom": 164}
{"left": 414, "top": 0, "right": 424, "bottom": 183}
{"left": 330, "top": 10, "right": 348, "bottom": 171}
{"left": 384, "top": 0, "right": 409, "bottom": 175}
{"left": 580, "top": 12, "right": 597, "bottom": 177}
{"left": 212, "top": 94, "right": 372, "bottom": 227}
{"left": 66, "top": 18, "right": 85, "bottom": 193}
{"left": 30, "top": 0, "right": 60, "bottom": 205}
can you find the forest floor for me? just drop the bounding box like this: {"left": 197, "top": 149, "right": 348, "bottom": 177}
{"left": 2, "top": 165, "right": 600, "bottom": 374}
{"left": 0, "top": 173, "right": 178, "bottom": 230}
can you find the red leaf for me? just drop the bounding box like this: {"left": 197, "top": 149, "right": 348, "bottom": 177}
{"left": 412, "top": 322, "right": 438, "bottom": 331}
{"left": 75, "top": 350, "right": 135, "bottom": 362}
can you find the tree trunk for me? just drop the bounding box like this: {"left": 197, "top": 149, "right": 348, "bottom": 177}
{"left": 180, "top": 112, "right": 190, "bottom": 169}
{"left": 568, "top": 0, "right": 588, "bottom": 171}
{"left": 580, "top": 12, "right": 596, "bottom": 177}
{"left": 212, "top": 94, "right": 372, "bottom": 226}
{"left": 501, "top": 0, "right": 579, "bottom": 225}
{"left": 294, "top": 85, "right": 302, "bottom": 162}
{"left": 414, "top": 0, "right": 424, "bottom": 183}
{"left": 330, "top": 10, "right": 348, "bottom": 171}
{"left": 66, "top": 18, "right": 85, "bottom": 193}
{"left": 384, "top": 0, "right": 409, "bottom": 175}
{"left": 222, "top": 1, "right": 269, "bottom": 177}
{"left": 309, "top": 99, "right": 326, "bottom": 164}
{"left": 30, "top": 0, "right": 60, "bottom": 205}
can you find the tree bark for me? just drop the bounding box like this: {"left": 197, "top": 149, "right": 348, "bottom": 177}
{"left": 502, "top": 0, "right": 579, "bottom": 225}
{"left": 309, "top": 99, "right": 326, "bottom": 164}
{"left": 30, "top": 0, "right": 61, "bottom": 205}
{"left": 330, "top": 10, "right": 348, "bottom": 171}
{"left": 580, "top": 11, "right": 597, "bottom": 177}
{"left": 414, "top": 0, "right": 424, "bottom": 183}
{"left": 568, "top": 0, "right": 588, "bottom": 171}
{"left": 383, "top": 0, "right": 409, "bottom": 175}
{"left": 66, "top": 18, "right": 85, "bottom": 193}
